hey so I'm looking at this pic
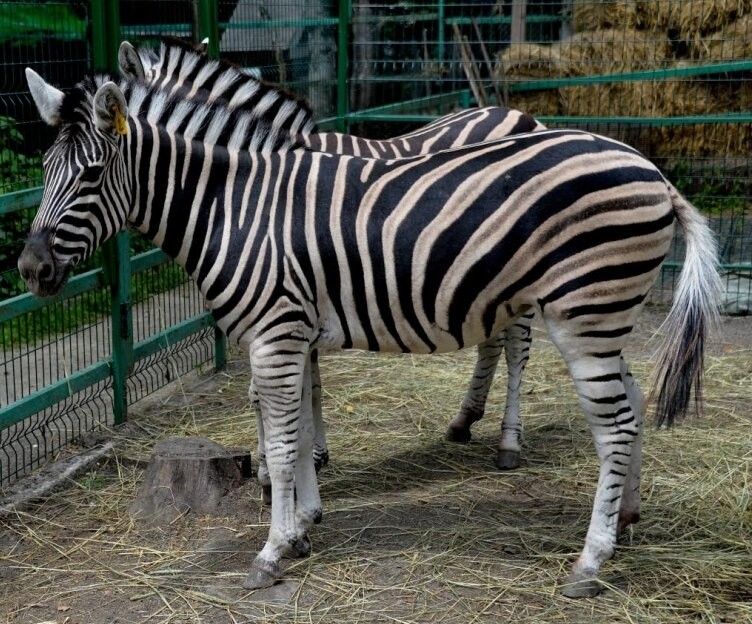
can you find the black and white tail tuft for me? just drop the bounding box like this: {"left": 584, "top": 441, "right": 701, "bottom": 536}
{"left": 651, "top": 182, "right": 723, "bottom": 427}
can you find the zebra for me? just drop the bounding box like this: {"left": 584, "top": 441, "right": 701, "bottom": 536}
{"left": 118, "top": 38, "right": 544, "bottom": 482}
{"left": 19, "top": 69, "right": 721, "bottom": 597}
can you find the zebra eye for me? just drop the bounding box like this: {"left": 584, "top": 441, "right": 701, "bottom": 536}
{"left": 80, "top": 165, "right": 105, "bottom": 183}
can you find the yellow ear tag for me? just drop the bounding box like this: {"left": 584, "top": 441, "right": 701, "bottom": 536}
{"left": 113, "top": 107, "right": 128, "bottom": 136}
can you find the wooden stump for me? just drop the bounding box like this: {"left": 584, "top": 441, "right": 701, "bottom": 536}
{"left": 129, "top": 436, "right": 251, "bottom": 524}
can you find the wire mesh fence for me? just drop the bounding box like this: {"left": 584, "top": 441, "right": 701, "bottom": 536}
{"left": 1, "top": 0, "right": 751, "bottom": 487}
{"left": 345, "top": 0, "right": 752, "bottom": 309}
{"left": 0, "top": 1, "right": 219, "bottom": 487}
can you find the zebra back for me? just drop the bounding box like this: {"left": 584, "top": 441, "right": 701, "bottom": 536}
{"left": 119, "top": 40, "right": 546, "bottom": 157}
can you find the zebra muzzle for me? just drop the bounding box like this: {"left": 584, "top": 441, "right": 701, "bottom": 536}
{"left": 18, "top": 232, "right": 61, "bottom": 297}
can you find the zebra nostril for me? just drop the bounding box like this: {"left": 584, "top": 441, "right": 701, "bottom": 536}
{"left": 38, "top": 262, "right": 53, "bottom": 281}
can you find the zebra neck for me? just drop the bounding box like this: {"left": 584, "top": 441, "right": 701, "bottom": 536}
{"left": 127, "top": 121, "right": 255, "bottom": 277}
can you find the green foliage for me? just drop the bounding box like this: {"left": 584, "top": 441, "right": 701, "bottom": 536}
{"left": 670, "top": 161, "right": 750, "bottom": 215}
{"left": 0, "top": 116, "right": 41, "bottom": 194}
{"left": 1, "top": 260, "right": 191, "bottom": 348}
{"left": 0, "top": 3, "right": 86, "bottom": 45}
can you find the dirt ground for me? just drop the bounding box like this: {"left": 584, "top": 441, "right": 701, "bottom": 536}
{"left": 0, "top": 305, "right": 750, "bottom": 623}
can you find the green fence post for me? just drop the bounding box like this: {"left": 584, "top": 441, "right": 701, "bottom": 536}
{"left": 437, "top": 0, "right": 445, "bottom": 64}
{"left": 337, "top": 0, "right": 351, "bottom": 132}
{"left": 93, "top": 0, "right": 133, "bottom": 424}
{"left": 197, "top": 0, "right": 220, "bottom": 58}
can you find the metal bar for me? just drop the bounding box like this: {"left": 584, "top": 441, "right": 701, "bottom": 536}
{"left": 132, "top": 313, "right": 215, "bottom": 362}
{"left": 0, "top": 187, "right": 42, "bottom": 216}
{"left": 220, "top": 18, "right": 338, "bottom": 29}
{"left": 336, "top": 0, "right": 351, "bottom": 133}
{"left": 472, "top": 17, "right": 504, "bottom": 106}
{"left": 94, "top": 0, "right": 132, "bottom": 426}
{"left": 0, "top": 362, "right": 111, "bottom": 430}
{"left": 197, "top": 0, "right": 220, "bottom": 57}
{"left": 437, "top": 0, "right": 445, "bottom": 63}
{"left": 663, "top": 262, "right": 752, "bottom": 271}
{"left": 0, "top": 270, "right": 104, "bottom": 324}
{"left": 538, "top": 114, "right": 752, "bottom": 125}
{"left": 121, "top": 24, "right": 193, "bottom": 36}
{"left": 131, "top": 248, "right": 170, "bottom": 273}
{"left": 214, "top": 327, "right": 227, "bottom": 371}
{"left": 345, "top": 113, "right": 444, "bottom": 123}
{"left": 510, "top": 60, "right": 752, "bottom": 92}
{"left": 345, "top": 89, "right": 472, "bottom": 117}
{"left": 446, "top": 15, "right": 559, "bottom": 26}
{"left": 511, "top": 0, "right": 527, "bottom": 44}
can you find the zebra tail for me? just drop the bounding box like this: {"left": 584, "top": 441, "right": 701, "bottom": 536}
{"left": 650, "top": 182, "right": 723, "bottom": 428}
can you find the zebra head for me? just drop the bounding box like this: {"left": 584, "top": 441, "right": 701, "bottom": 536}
{"left": 19, "top": 69, "right": 132, "bottom": 297}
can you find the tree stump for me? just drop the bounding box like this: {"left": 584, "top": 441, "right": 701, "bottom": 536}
{"left": 129, "top": 436, "right": 251, "bottom": 524}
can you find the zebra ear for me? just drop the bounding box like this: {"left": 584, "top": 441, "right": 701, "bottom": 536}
{"left": 93, "top": 81, "right": 129, "bottom": 136}
{"left": 25, "top": 68, "right": 64, "bottom": 127}
{"left": 118, "top": 41, "right": 146, "bottom": 80}
{"left": 197, "top": 37, "right": 209, "bottom": 54}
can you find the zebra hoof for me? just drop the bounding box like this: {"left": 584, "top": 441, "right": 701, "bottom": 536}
{"left": 284, "top": 535, "right": 311, "bottom": 559}
{"left": 495, "top": 450, "right": 521, "bottom": 470}
{"left": 314, "top": 451, "right": 329, "bottom": 473}
{"left": 262, "top": 485, "right": 272, "bottom": 506}
{"left": 445, "top": 426, "right": 472, "bottom": 444}
{"left": 242, "top": 558, "right": 281, "bottom": 590}
{"left": 560, "top": 572, "right": 602, "bottom": 598}
{"left": 617, "top": 509, "right": 641, "bottom": 535}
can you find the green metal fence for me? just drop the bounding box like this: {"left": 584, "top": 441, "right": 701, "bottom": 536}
{"left": 1, "top": 0, "right": 751, "bottom": 487}
{"left": 341, "top": 0, "right": 752, "bottom": 306}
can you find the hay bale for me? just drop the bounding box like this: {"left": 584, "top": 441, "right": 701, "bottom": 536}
{"left": 694, "top": 14, "right": 752, "bottom": 59}
{"left": 655, "top": 122, "right": 752, "bottom": 159}
{"left": 567, "top": 0, "right": 642, "bottom": 32}
{"left": 641, "top": 0, "right": 752, "bottom": 47}
{"left": 558, "top": 29, "right": 674, "bottom": 118}
{"left": 495, "top": 43, "right": 563, "bottom": 116}
{"left": 558, "top": 29, "right": 674, "bottom": 75}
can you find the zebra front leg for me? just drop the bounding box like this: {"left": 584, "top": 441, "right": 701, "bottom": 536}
{"left": 446, "top": 334, "right": 505, "bottom": 443}
{"left": 250, "top": 379, "right": 273, "bottom": 506}
{"left": 244, "top": 342, "right": 318, "bottom": 590}
{"left": 552, "top": 348, "right": 637, "bottom": 598}
{"left": 311, "top": 349, "right": 329, "bottom": 472}
{"left": 496, "top": 313, "right": 533, "bottom": 470}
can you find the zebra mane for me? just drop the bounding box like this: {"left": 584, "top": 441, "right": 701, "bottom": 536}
{"left": 138, "top": 37, "right": 317, "bottom": 137}
{"left": 60, "top": 75, "right": 307, "bottom": 153}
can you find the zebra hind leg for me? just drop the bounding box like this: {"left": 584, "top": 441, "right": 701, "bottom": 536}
{"left": 446, "top": 334, "right": 505, "bottom": 443}
{"left": 496, "top": 313, "right": 533, "bottom": 470}
{"left": 250, "top": 379, "right": 273, "bottom": 506}
{"left": 291, "top": 355, "right": 323, "bottom": 558}
{"left": 617, "top": 357, "right": 643, "bottom": 534}
{"left": 546, "top": 331, "right": 638, "bottom": 598}
{"left": 310, "top": 350, "right": 330, "bottom": 472}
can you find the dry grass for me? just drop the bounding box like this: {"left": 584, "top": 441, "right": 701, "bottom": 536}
{"left": 1, "top": 318, "right": 751, "bottom": 623}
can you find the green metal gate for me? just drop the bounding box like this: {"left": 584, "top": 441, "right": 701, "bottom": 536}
{"left": 1, "top": 0, "right": 750, "bottom": 487}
